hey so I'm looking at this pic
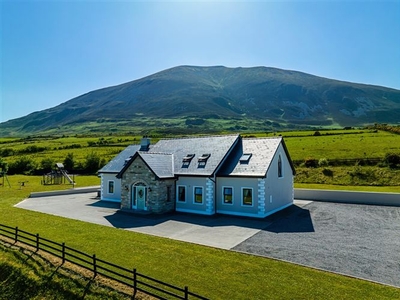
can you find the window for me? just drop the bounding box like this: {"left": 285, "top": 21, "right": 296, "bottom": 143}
{"left": 194, "top": 187, "right": 203, "bottom": 204}
{"left": 108, "top": 181, "right": 114, "bottom": 194}
{"left": 242, "top": 188, "right": 253, "bottom": 206}
{"left": 177, "top": 186, "right": 186, "bottom": 202}
{"left": 223, "top": 187, "right": 233, "bottom": 204}
{"left": 278, "top": 155, "right": 283, "bottom": 178}
{"left": 198, "top": 154, "right": 211, "bottom": 168}
{"left": 239, "top": 153, "right": 252, "bottom": 164}
{"left": 182, "top": 154, "right": 195, "bottom": 168}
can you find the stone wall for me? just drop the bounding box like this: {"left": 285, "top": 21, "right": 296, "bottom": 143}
{"left": 121, "top": 156, "right": 175, "bottom": 213}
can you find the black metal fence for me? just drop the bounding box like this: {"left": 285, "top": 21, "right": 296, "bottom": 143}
{"left": 0, "top": 224, "right": 208, "bottom": 300}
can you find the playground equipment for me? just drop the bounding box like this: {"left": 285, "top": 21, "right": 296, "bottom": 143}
{"left": 0, "top": 162, "right": 11, "bottom": 188}
{"left": 42, "top": 163, "right": 74, "bottom": 185}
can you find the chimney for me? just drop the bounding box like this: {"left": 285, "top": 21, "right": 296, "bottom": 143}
{"left": 140, "top": 137, "right": 150, "bottom": 151}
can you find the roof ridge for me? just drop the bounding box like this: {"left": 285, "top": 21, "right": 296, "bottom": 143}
{"left": 139, "top": 151, "right": 172, "bottom": 155}
{"left": 156, "top": 134, "right": 239, "bottom": 141}
{"left": 242, "top": 136, "right": 282, "bottom": 140}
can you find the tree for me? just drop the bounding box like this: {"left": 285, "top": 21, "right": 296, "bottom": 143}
{"left": 8, "top": 156, "right": 37, "bottom": 175}
{"left": 63, "top": 152, "right": 75, "bottom": 170}
{"left": 84, "top": 151, "right": 101, "bottom": 174}
{"left": 40, "top": 157, "right": 55, "bottom": 172}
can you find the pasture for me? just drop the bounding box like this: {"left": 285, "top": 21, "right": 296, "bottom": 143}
{"left": 1, "top": 176, "right": 400, "bottom": 299}
{"left": 1, "top": 128, "right": 399, "bottom": 189}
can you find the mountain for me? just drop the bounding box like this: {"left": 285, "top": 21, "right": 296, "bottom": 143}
{"left": 1, "top": 65, "right": 400, "bottom": 135}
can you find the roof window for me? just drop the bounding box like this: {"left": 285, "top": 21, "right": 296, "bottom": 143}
{"left": 239, "top": 153, "right": 252, "bottom": 164}
{"left": 198, "top": 154, "right": 211, "bottom": 168}
{"left": 182, "top": 154, "right": 195, "bottom": 168}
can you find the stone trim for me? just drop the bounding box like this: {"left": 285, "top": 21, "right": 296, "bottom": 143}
{"left": 258, "top": 178, "right": 266, "bottom": 215}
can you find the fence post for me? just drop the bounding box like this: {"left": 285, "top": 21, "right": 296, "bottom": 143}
{"left": 184, "top": 286, "right": 189, "bottom": 300}
{"left": 36, "top": 233, "right": 40, "bottom": 251}
{"left": 93, "top": 254, "right": 97, "bottom": 276}
{"left": 15, "top": 226, "right": 18, "bottom": 243}
{"left": 62, "top": 242, "right": 65, "bottom": 264}
{"left": 133, "top": 268, "right": 137, "bottom": 295}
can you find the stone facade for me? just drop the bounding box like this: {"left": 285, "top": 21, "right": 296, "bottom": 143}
{"left": 120, "top": 156, "right": 175, "bottom": 214}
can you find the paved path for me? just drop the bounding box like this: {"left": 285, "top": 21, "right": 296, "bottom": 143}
{"left": 15, "top": 193, "right": 274, "bottom": 249}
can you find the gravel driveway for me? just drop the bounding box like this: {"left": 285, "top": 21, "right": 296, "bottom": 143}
{"left": 233, "top": 201, "right": 400, "bottom": 287}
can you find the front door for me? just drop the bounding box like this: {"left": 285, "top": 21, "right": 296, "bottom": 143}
{"left": 136, "top": 186, "right": 146, "bottom": 210}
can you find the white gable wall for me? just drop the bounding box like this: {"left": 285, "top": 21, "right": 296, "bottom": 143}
{"left": 216, "top": 142, "right": 294, "bottom": 218}
{"left": 264, "top": 143, "right": 294, "bottom": 214}
{"left": 100, "top": 173, "right": 121, "bottom": 202}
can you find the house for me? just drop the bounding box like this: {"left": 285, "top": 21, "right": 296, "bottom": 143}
{"left": 98, "top": 135, "right": 295, "bottom": 218}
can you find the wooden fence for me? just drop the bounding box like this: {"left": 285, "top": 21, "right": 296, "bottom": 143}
{"left": 0, "top": 224, "right": 208, "bottom": 300}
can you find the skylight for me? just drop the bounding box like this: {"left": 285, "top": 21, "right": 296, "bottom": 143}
{"left": 182, "top": 154, "right": 195, "bottom": 168}
{"left": 183, "top": 154, "right": 195, "bottom": 162}
{"left": 198, "top": 154, "right": 211, "bottom": 162}
{"left": 239, "top": 153, "right": 252, "bottom": 164}
{"left": 198, "top": 154, "right": 211, "bottom": 168}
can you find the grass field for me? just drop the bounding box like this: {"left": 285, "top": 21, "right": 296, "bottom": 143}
{"left": 1, "top": 128, "right": 400, "bottom": 297}
{"left": 1, "top": 175, "right": 400, "bottom": 299}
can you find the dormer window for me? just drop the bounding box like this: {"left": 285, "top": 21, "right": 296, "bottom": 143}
{"left": 239, "top": 153, "right": 252, "bottom": 164}
{"left": 182, "top": 154, "right": 195, "bottom": 168}
{"left": 198, "top": 154, "right": 211, "bottom": 168}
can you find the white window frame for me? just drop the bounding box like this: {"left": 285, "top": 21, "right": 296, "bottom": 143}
{"left": 108, "top": 180, "right": 115, "bottom": 194}
{"left": 193, "top": 186, "right": 204, "bottom": 205}
{"left": 222, "top": 186, "right": 234, "bottom": 205}
{"left": 241, "top": 187, "right": 254, "bottom": 207}
{"left": 177, "top": 185, "right": 186, "bottom": 203}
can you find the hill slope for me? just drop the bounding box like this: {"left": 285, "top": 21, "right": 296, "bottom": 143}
{"left": 1, "top": 65, "right": 400, "bottom": 135}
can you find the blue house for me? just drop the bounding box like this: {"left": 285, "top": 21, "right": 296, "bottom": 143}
{"left": 98, "top": 135, "right": 295, "bottom": 218}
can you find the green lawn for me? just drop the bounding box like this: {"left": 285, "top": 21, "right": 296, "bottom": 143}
{"left": 1, "top": 175, "right": 399, "bottom": 299}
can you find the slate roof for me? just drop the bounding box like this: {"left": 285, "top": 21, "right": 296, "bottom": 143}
{"left": 148, "top": 135, "right": 239, "bottom": 176}
{"left": 104, "top": 135, "right": 295, "bottom": 179}
{"left": 138, "top": 153, "right": 174, "bottom": 178}
{"left": 98, "top": 145, "right": 141, "bottom": 173}
{"left": 218, "top": 137, "right": 295, "bottom": 177}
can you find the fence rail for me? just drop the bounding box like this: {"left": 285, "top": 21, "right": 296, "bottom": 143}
{"left": 0, "top": 224, "right": 208, "bottom": 300}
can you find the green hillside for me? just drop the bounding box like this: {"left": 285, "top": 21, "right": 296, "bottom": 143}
{"left": 1, "top": 66, "right": 399, "bottom": 136}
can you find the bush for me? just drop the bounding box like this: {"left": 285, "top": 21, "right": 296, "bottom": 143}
{"left": 313, "top": 131, "right": 321, "bottom": 136}
{"left": 318, "top": 158, "right": 329, "bottom": 167}
{"left": 384, "top": 152, "right": 400, "bottom": 168}
{"left": 304, "top": 157, "right": 318, "bottom": 168}
{"left": 8, "top": 156, "right": 37, "bottom": 175}
{"left": 322, "top": 168, "right": 333, "bottom": 177}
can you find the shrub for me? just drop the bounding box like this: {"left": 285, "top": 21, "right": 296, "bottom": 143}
{"left": 304, "top": 157, "right": 318, "bottom": 168}
{"left": 318, "top": 158, "right": 329, "bottom": 167}
{"left": 8, "top": 156, "right": 37, "bottom": 175}
{"left": 313, "top": 131, "right": 321, "bottom": 136}
{"left": 322, "top": 168, "right": 333, "bottom": 177}
{"left": 384, "top": 152, "right": 400, "bottom": 168}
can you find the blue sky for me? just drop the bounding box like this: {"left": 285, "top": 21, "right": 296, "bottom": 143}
{"left": 1, "top": 0, "right": 399, "bottom": 123}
